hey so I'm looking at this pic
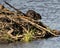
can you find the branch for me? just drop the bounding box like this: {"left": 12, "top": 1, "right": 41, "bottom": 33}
{"left": 4, "top": 1, "right": 25, "bottom": 15}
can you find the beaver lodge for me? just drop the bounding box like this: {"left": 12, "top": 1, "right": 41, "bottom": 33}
{"left": 0, "top": 1, "right": 60, "bottom": 43}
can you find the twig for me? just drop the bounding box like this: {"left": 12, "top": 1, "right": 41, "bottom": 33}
{"left": 7, "top": 28, "right": 23, "bottom": 39}
{"left": 4, "top": 1, "right": 25, "bottom": 15}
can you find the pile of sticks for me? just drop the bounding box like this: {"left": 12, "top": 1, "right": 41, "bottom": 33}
{"left": 0, "top": 1, "right": 60, "bottom": 42}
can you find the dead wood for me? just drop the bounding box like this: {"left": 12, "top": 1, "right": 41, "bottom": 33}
{"left": 4, "top": 1, "right": 25, "bottom": 16}
{"left": 18, "top": 16, "right": 58, "bottom": 36}
{"left": 0, "top": 4, "right": 60, "bottom": 43}
{"left": 5, "top": 13, "right": 58, "bottom": 37}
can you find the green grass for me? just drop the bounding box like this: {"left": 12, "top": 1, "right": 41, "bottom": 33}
{"left": 21, "top": 29, "right": 35, "bottom": 42}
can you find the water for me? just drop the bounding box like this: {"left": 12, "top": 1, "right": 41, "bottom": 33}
{"left": 0, "top": 37, "right": 60, "bottom": 48}
{"left": 0, "top": 0, "right": 60, "bottom": 48}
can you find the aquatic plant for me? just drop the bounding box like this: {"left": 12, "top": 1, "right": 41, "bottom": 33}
{"left": 21, "top": 29, "right": 35, "bottom": 42}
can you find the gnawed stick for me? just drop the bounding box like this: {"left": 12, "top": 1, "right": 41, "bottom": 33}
{"left": 7, "top": 28, "right": 23, "bottom": 39}
{"left": 7, "top": 28, "right": 16, "bottom": 39}
{"left": 22, "top": 26, "right": 28, "bottom": 33}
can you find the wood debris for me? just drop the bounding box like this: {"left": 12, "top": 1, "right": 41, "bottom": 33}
{"left": 0, "top": 2, "right": 60, "bottom": 43}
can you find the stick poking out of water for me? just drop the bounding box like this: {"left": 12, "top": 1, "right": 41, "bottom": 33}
{"left": 4, "top": 1, "right": 25, "bottom": 15}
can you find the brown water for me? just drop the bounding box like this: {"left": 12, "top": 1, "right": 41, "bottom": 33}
{"left": 0, "top": 0, "right": 60, "bottom": 48}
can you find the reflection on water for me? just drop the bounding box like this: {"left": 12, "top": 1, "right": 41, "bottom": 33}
{"left": 0, "top": 37, "right": 60, "bottom": 48}
{"left": 0, "top": 0, "right": 60, "bottom": 48}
